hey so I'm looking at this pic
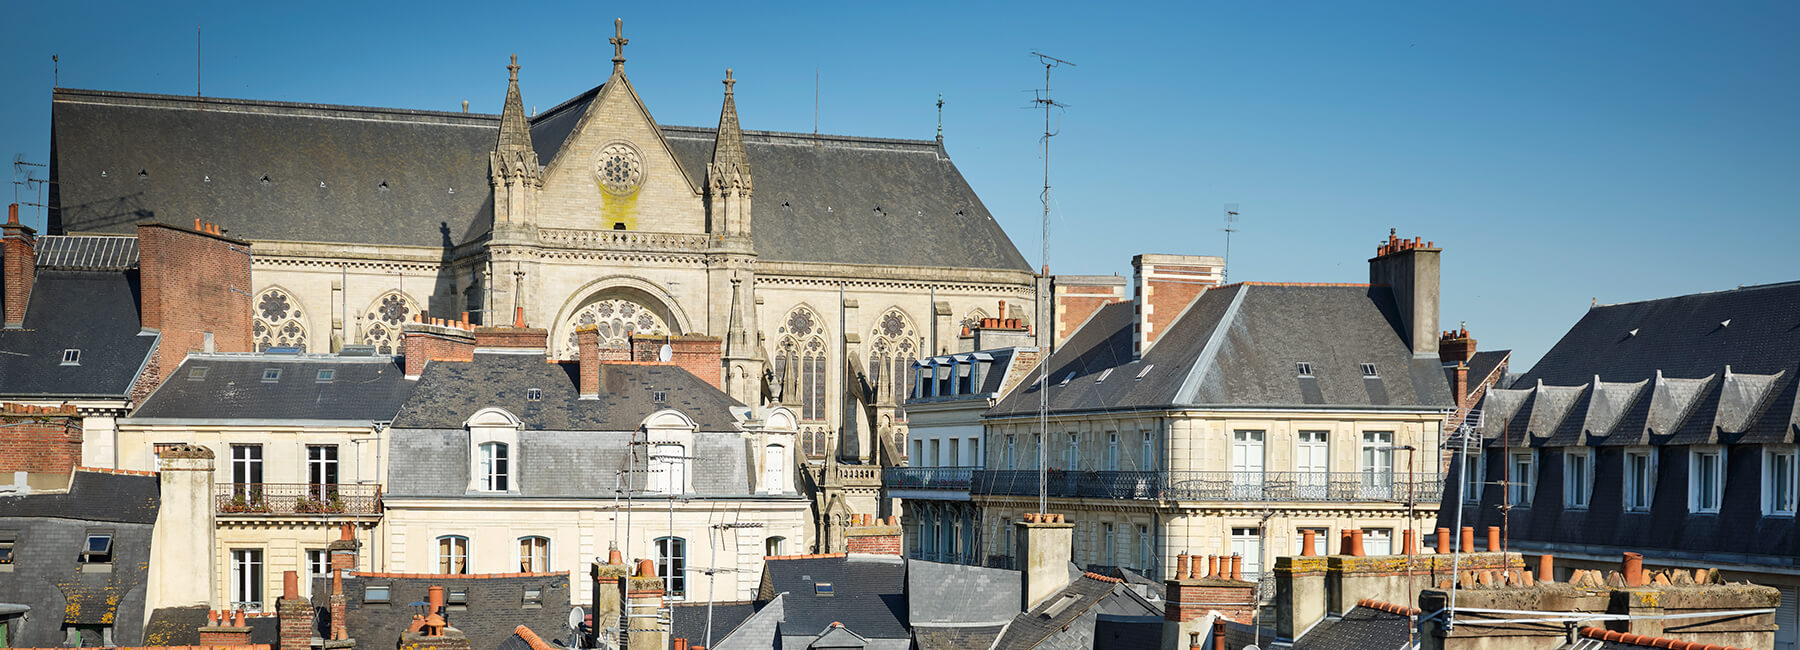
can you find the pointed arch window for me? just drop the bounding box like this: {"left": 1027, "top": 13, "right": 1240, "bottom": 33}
{"left": 562, "top": 297, "right": 671, "bottom": 358}
{"left": 775, "top": 306, "right": 828, "bottom": 420}
{"left": 361, "top": 292, "right": 420, "bottom": 355}
{"left": 870, "top": 309, "right": 920, "bottom": 420}
{"left": 253, "top": 288, "right": 308, "bottom": 352}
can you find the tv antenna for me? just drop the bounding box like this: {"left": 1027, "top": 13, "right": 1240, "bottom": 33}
{"left": 1222, "top": 204, "right": 1240, "bottom": 283}
{"left": 1030, "top": 50, "right": 1073, "bottom": 516}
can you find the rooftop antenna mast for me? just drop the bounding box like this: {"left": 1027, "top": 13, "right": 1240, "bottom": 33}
{"left": 196, "top": 24, "right": 202, "bottom": 97}
{"left": 1222, "top": 204, "right": 1240, "bottom": 283}
{"left": 1030, "top": 50, "right": 1073, "bottom": 516}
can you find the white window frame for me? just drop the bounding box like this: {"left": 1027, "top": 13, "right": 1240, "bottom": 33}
{"left": 1005, "top": 435, "right": 1017, "bottom": 470}
{"left": 1106, "top": 433, "right": 1119, "bottom": 471}
{"left": 437, "top": 535, "right": 469, "bottom": 574}
{"left": 230, "top": 548, "right": 264, "bottom": 612}
{"left": 1230, "top": 527, "right": 1262, "bottom": 580}
{"left": 1463, "top": 448, "right": 1486, "bottom": 504}
{"left": 465, "top": 407, "right": 521, "bottom": 493}
{"left": 1690, "top": 447, "right": 1724, "bottom": 514}
{"left": 1509, "top": 451, "right": 1536, "bottom": 507}
{"left": 1624, "top": 448, "right": 1657, "bottom": 512}
{"left": 1064, "top": 433, "right": 1080, "bottom": 470}
{"left": 1141, "top": 431, "right": 1155, "bottom": 471}
{"left": 1102, "top": 522, "right": 1116, "bottom": 566}
{"left": 478, "top": 442, "right": 510, "bottom": 492}
{"left": 1294, "top": 526, "right": 1330, "bottom": 557}
{"left": 650, "top": 443, "right": 688, "bottom": 496}
{"left": 518, "top": 536, "right": 549, "bottom": 573}
{"left": 762, "top": 444, "right": 788, "bottom": 495}
{"left": 656, "top": 536, "right": 687, "bottom": 599}
{"left": 1766, "top": 446, "right": 1798, "bottom": 517}
{"left": 765, "top": 536, "right": 786, "bottom": 557}
{"left": 305, "top": 549, "right": 330, "bottom": 598}
{"left": 1563, "top": 449, "right": 1593, "bottom": 510}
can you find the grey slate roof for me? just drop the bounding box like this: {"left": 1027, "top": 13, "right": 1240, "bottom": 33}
{"left": 670, "top": 600, "right": 756, "bottom": 647}
{"left": 759, "top": 554, "right": 910, "bottom": 641}
{"left": 1293, "top": 605, "right": 1416, "bottom": 649}
{"left": 386, "top": 427, "right": 755, "bottom": 498}
{"left": 905, "top": 558, "right": 1020, "bottom": 625}
{"left": 145, "top": 607, "right": 280, "bottom": 647}
{"left": 713, "top": 592, "right": 783, "bottom": 650}
{"left": 989, "top": 284, "right": 1456, "bottom": 417}
{"left": 128, "top": 355, "right": 414, "bottom": 423}
{"left": 313, "top": 573, "right": 572, "bottom": 650}
{"left": 0, "top": 470, "right": 160, "bottom": 523}
{"left": 990, "top": 573, "right": 1116, "bottom": 650}
{"left": 391, "top": 352, "right": 743, "bottom": 432}
{"left": 51, "top": 87, "right": 1031, "bottom": 272}
{"left": 913, "top": 624, "right": 1006, "bottom": 650}
{"left": 0, "top": 269, "right": 156, "bottom": 399}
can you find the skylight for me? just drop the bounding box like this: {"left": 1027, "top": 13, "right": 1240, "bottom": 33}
{"left": 1136, "top": 364, "right": 1155, "bottom": 380}
{"left": 316, "top": 369, "right": 335, "bottom": 383}
{"left": 1361, "top": 363, "right": 1378, "bottom": 378}
{"left": 188, "top": 367, "right": 208, "bottom": 381}
{"left": 1059, "top": 372, "right": 1076, "bottom": 386}
{"left": 526, "top": 388, "right": 542, "bottom": 401}
{"left": 1296, "top": 362, "right": 1313, "bottom": 377}
{"left": 815, "top": 582, "right": 834, "bottom": 596}
{"left": 261, "top": 368, "right": 281, "bottom": 383}
{"left": 61, "top": 349, "right": 81, "bottom": 366}
{"left": 1095, "top": 368, "right": 1113, "bottom": 383}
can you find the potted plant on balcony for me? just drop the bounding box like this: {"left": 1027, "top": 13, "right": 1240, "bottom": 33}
{"left": 222, "top": 491, "right": 268, "bottom": 513}
{"left": 324, "top": 494, "right": 348, "bottom": 514}
{"left": 294, "top": 496, "right": 327, "bottom": 513}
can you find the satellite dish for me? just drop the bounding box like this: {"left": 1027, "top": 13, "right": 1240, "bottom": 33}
{"left": 568, "top": 606, "right": 585, "bottom": 631}
{"left": 658, "top": 343, "right": 673, "bottom": 363}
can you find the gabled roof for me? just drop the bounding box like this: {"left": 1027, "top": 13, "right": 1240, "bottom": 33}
{"left": 759, "top": 554, "right": 909, "bottom": 641}
{"left": 127, "top": 355, "right": 414, "bottom": 423}
{"left": 391, "top": 352, "right": 743, "bottom": 432}
{"left": 988, "top": 284, "right": 1456, "bottom": 417}
{"left": 0, "top": 268, "right": 156, "bottom": 399}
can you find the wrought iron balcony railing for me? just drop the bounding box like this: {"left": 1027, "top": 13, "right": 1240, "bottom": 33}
{"left": 883, "top": 467, "right": 977, "bottom": 491}
{"left": 215, "top": 483, "right": 383, "bottom": 515}
{"left": 964, "top": 470, "right": 1443, "bottom": 504}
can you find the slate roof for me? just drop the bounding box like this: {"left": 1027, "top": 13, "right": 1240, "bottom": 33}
{"left": 127, "top": 355, "right": 414, "bottom": 423}
{"left": 908, "top": 348, "right": 1031, "bottom": 406}
{"left": 713, "top": 592, "right": 783, "bottom": 650}
{"left": 51, "top": 87, "right": 1031, "bottom": 272}
{"left": 144, "top": 607, "right": 280, "bottom": 647}
{"left": 670, "top": 600, "right": 756, "bottom": 647}
{"left": 758, "top": 554, "right": 910, "bottom": 641}
{"left": 391, "top": 352, "right": 743, "bottom": 432}
{"left": 989, "top": 284, "right": 1457, "bottom": 417}
{"left": 313, "top": 572, "right": 571, "bottom": 650}
{"left": 905, "top": 559, "right": 1020, "bottom": 625}
{"left": 989, "top": 572, "right": 1117, "bottom": 650}
{"left": 385, "top": 427, "right": 756, "bottom": 498}
{"left": 35, "top": 234, "right": 140, "bottom": 269}
{"left": 0, "top": 470, "right": 160, "bottom": 523}
{"left": 0, "top": 268, "right": 156, "bottom": 399}
{"left": 913, "top": 624, "right": 1006, "bottom": 650}
{"left": 1293, "top": 605, "right": 1417, "bottom": 649}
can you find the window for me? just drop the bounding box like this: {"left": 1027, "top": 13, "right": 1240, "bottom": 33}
{"left": 1363, "top": 528, "right": 1393, "bottom": 556}
{"left": 306, "top": 549, "right": 329, "bottom": 598}
{"left": 261, "top": 368, "right": 281, "bottom": 382}
{"left": 526, "top": 388, "right": 542, "bottom": 401}
{"left": 231, "top": 444, "right": 264, "bottom": 489}
{"left": 1463, "top": 449, "right": 1487, "bottom": 504}
{"left": 523, "top": 588, "right": 543, "bottom": 607}
{"left": 814, "top": 582, "right": 833, "bottom": 596}
{"left": 1135, "top": 364, "right": 1154, "bottom": 380}
{"left": 364, "top": 585, "right": 391, "bottom": 603}
{"left": 0, "top": 537, "right": 14, "bottom": 565}
{"left": 1002, "top": 518, "right": 1015, "bottom": 563}
{"left": 1564, "top": 450, "right": 1593, "bottom": 509}
{"left": 650, "top": 444, "right": 687, "bottom": 495}
{"left": 765, "top": 536, "right": 786, "bottom": 557}
{"left": 1141, "top": 432, "right": 1155, "bottom": 471}
{"left": 446, "top": 588, "right": 469, "bottom": 608}
{"left": 519, "top": 536, "right": 549, "bottom": 572}
{"left": 1296, "top": 362, "right": 1313, "bottom": 377}
{"left": 81, "top": 533, "right": 113, "bottom": 564}
{"left": 1767, "top": 447, "right": 1797, "bottom": 516}
{"left": 316, "top": 369, "right": 335, "bottom": 383}
{"left": 438, "top": 536, "right": 469, "bottom": 574}
{"left": 1360, "top": 363, "right": 1378, "bottom": 377}
{"left": 68, "top": 624, "right": 108, "bottom": 647}
{"left": 970, "top": 437, "right": 980, "bottom": 467}
{"left": 774, "top": 306, "right": 829, "bottom": 419}
{"left": 912, "top": 440, "right": 923, "bottom": 465}
{"left": 478, "top": 442, "right": 509, "bottom": 491}
{"left": 1064, "top": 433, "right": 1079, "bottom": 470}
{"left": 1106, "top": 433, "right": 1119, "bottom": 471}
{"left": 1230, "top": 528, "right": 1262, "bottom": 580}
{"left": 1625, "top": 449, "right": 1656, "bottom": 512}
{"left": 763, "top": 444, "right": 786, "bottom": 495}
{"left": 559, "top": 298, "right": 671, "bottom": 359}
{"left": 307, "top": 445, "right": 339, "bottom": 500}
{"left": 360, "top": 292, "right": 420, "bottom": 355}
{"left": 61, "top": 349, "right": 81, "bottom": 365}
{"left": 1006, "top": 435, "right": 1017, "bottom": 470}
{"left": 231, "top": 549, "right": 263, "bottom": 611}
{"left": 1297, "top": 431, "right": 1329, "bottom": 495}
{"left": 1231, "top": 431, "right": 1265, "bottom": 498}
{"left": 656, "top": 537, "right": 686, "bottom": 599}
{"left": 1691, "top": 448, "right": 1724, "bottom": 514}
{"left": 949, "top": 438, "right": 961, "bottom": 467}
{"left": 929, "top": 439, "right": 941, "bottom": 467}
{"left": 1294, "top": 527, "right": 1330, "bottom": 556}
{"left": 1103, "top": 523, "right": 1116, "bottom": 566}
{"left": 1136, "top": 525, "right": 1152, "bottom": 575}
{"left": 1509, "top": 452, "right": 1536, "bottom": 506}
{"left": 188, "top": 367, "right": 209, "bottom": 381}
{"left": 253, "top": 288, "right": 309, "bottom": 351}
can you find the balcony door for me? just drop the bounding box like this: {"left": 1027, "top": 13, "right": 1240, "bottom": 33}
{"left": 1296, "top": 431, "right": 1329, "bottom": 497}
{"left": 1231, "top": 431, "right": 1265, "bottom": 499}
{"left": 1360, "top": 432, "right": 1395, "bottom": 499}
{"left": 307, "top": 445, "right": 339, "bottom": 501}
{"left": 231, "top": 445, "right": 263, "bottom": 497}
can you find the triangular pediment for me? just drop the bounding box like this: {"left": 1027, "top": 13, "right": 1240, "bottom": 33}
{"left": 535, "top": 70, "right": 705, "bottom": 233}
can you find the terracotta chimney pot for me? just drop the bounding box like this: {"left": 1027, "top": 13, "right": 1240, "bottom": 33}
{"left": 1175, "top": 553, "right": 1190, "bottom": 579}
{"left": 1207, "top": 555, "right": 1219, "bottom": 578}
{"left": 1301, "top": 530, "right": 1317, "bottom": 557}
{"left": 283, "top": 570, "right": 299, "bottom": 600}
{"left": 1486, "top": 526, "right": 1501, "bottom": 552}
{"left": 637, "top": 558, "right": 656, "bottom": 577}
{"left": 609, "top": 548, "right": 624, "bottom": 565}
{"left": 1539, "top": 554, "right": 1555, "bottom": 583}
{"left": 1230, "top": 554, "right": 1243, "bottom": 581}
{"left": 1460, "top": 527, "right": 1475, "bottom": 552}
{"left": 1623, "top": 552, "right": 1644, "bottom": 587}
{"left": 1349, "top": 529, "right": 1365, "bottom": 557}
{"left": 1436, "top": 527, "right": 1450, "bottom": 554}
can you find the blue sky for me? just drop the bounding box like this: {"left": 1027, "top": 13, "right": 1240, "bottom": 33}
{"left": 3, "top": 1, "right": 1795, "bottom": 370}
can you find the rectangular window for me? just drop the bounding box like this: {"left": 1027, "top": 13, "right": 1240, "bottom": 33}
{"left": 1294, "top": 527, "right": 1330, "bottom": 557}
{"left": 479, "top": 442, "right": 510, "bottom": 492}
{"left": 364, "top": 585, "right": 390, "bottom": 603}
{"left": 1564, "top": 450, "right": 1592, "bottom": 509}
{"left": 0, "top": 536, "right": 14, "bottom": 565}
{"left": 61, "top": 349, "right": 81, "bottom": 365}
{"left": 912, "top": 440, "right": 923, "bottom": 465}
{"left": 1106, "top": 433, "right": 1119, "bottom": 471}
{"left": 1232, "top": 430, "right": 1265, "bottom": 499}
{"left": 231, "top": 549, "right": 263, "bottom": 611}
{"left": 1363, "top": 528, "right": 1393, "bottom": 556}
{"left": 929, "top": 439, "right": 942, "bottom": 468}
{"left": 316, "top": 369, "right": 335, "bottom": 383}
{"left": 1141, "top": 432, "right": 1155, "bottom": 471}
{"left": 305, "top": 549, "right": 329, "bottom": 598}
{"left": 969, "top": 438, "right": 980, "bottom": 468}
{"left": 1102, "top": 523, "right": 1116, "bottom": 566}
{"left": 1136, "top": 525, "right": 1152, "bottom": 574}
{"left": 650, "top": 444, "right": 685, "bottom": 495}
{"left": 1625, "top": 449, "right": 1656, "bottom": 512}
{"left": 656, "top": 537, "right": 687, "bottom": 599}
{"left": 1509, "top": 452, "right": 1536, "bottom": 507}
{"left": 1064, "top": 433, "right": 1079, "bottom": 470}
{"left": 1229, "top": 527, "right": 1262, "bottom": 581}
{"left": 307, "top": 445, "right": 339, "bottom": 501}
{"left": 261, "top": 368, "right": 281, "bottom": 382}
{"left": 1297, "top": 431, "right": 1329, "bottom": 496}
{"left": 1691, "top": 448, "right": 1723, "bottom": 514}
{"left": 1768, "top": 447, "right": 1798, "bottom": 516}
{"left": 1006, "top": 435, "right": 1017, "bottom": 470}
{"left": 949, "top": 438, "right": 961, "bottom": 467}
{"left": 231, "top": 444, "right": 264, "bottom": 488}
{"left": 762, "top": 444, "right": 786, "bottom": 495}
{"left": 1463, "top": 449, "right": 1487, "bottom": 504}
{"left": 1361, "top": 432, "right": 1395, "bottom": 499}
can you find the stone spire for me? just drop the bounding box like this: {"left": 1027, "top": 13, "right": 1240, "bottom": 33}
{"left": 711, "top": 69, "right": 751, "bottom": 178}
{"left": 496, "top": 55, "right": 534, "bottom": 154}
{"left": 490, "top": 54, "right": 540, "bottom": 229}
{"left": 726, "top": 276, "right": 751, "bottom": 354}
{"left": 708, "top": 68, "right": 754, "bottom": 238}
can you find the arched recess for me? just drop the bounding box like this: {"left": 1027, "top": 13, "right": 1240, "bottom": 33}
{"left": 869, "top": 307, "right": 921, "bottom": 419}
{"left": 551, "top": 276, "right": 692, "bottom": 359}
{"left": 960, "top": 308, "right": 989, "bottom": 331}
{"left": 360, "top": 291, "right": 421, "bottom": 355}
{"left": 773, "top": 304, "right": 829, "bottom": 421}
{"left": 253, "top": 286, "right": 309, "bottom": 352}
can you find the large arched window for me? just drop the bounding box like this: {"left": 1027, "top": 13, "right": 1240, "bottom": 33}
{"left": 518, "top": 536, "right": 549, "bottom": 572}
{"left": 361, "top": 291, "right": 421, "bottom": 355}
{"left": 561, "top": 297, "right": 671, "bottom": 358}
{"left": 437, "top": 535, "right": 469, "bottom": 574}
{"left": 869, "top": 308, "right": 920, "bottom": 420}
{"left": 655, "top": 536, "right": 687, "bottom": 598}
{"left": 253, "top": 288, "right": 308, "bottom": 351}
{"left": 774, "top": 306, "right": 828, "bottom": 420}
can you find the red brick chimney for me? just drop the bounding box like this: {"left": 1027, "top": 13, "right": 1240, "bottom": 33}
{"left": 1164, "top": 546, "right": 1256, "bottom": 645}
{"left": 577, "top": 325, "right": 600, "bottom": 398}
{"left": 199, "top": 608, "right": 253, "bottom": 646}
{"left": 844, "top": 515, "right": 903, "bottom": 555}
{"left": 1439, "top": 324, "right": 1476, "bottom": 363}
{"left": 1368, "top": 230, "right": 1442, "bottom": 357}
{"left": 276, "top": 570, "right": 312, "bottom": 650}
{"left": 1050, "top": 275, "right": 1128, "bottom": 349}
{"left": 629, "top": 334, "right": 724, "bottom": 390}
{"left": 404, "top": 316, "right": 476, "bottom": 379}
{"left": 1131, "top": 254, "right": 1224, "bottom": 358}
{"left": 3, "top": 204, "right": 37, "bottom": 329}
{"left": 0, "top": 403, "right": 81, "bottom": 476}
{"left": 137, "top": 221, "right": 253, "bottom": 390}
{"left": 473, "top": 307, "right": 549, "bottom": 350}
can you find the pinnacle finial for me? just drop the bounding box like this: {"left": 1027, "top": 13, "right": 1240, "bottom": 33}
{"left": 507, "top": 54, "right": 520, "bottom": 82}
{"left": 936, "top": 93, "right": 944, "bottom": 139}
{"left": 723, "top": 68, "right": 736, "bottom": 94}
{"left": 610, "top": 18, "right": 629, "bottom": 68}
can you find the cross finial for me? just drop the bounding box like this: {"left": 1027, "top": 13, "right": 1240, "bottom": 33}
{"left": 610, "top": 18, "right": 628, "bottom": 68}
{"left": 936, "top": 93, "right": 944, "bottom": 140}
{"left": 507, "top": 54, "right": 520, "bottom": 82}
{"left": 723, "top": 68, "right": 736, "bottom": 94}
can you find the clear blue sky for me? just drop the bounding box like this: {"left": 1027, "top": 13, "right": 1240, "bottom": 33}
{"left": 4, "top": 1, "right": 1796, "bottom": 370}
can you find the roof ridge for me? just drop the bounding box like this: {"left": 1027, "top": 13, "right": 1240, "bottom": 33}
{"left": 76, "top": 466, "right": 157, "bottom": 477}
{"left": 55, "top": 88, "right": 501, "bottom": 124}
{"left": 1353, "top": 597, "right": 1422, "bottom": 616}
{"left": 1577, "top": 626, "right": 1748, "bottom": 650}
{"left": 509, "top": 625, "right": 558, "bottom": 650}
{"left": 350, "top": 570, "right": 567, "bottom": 579}
{"left": 1593, "top": 279, "right": 1800, "bottom": 309}
{"left": 660, "top": 123, "right": 945, "bottom": 149}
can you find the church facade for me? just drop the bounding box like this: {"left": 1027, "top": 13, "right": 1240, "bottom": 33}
{"left": 48, "top": 22, "right": 1036, "bottom": 551}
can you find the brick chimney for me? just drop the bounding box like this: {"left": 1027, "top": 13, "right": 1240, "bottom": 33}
{"left": 199, "top": 609, "right": 253, "bottom": 646}
{"left": 1368, "top": 230, "right": 1441, "bottom": 358}
{"left": 0, "top": 403, "right": 81, "bottom": 478}
{"left": 629, "top": 334, "right": 725, "bottom": 390}
{"left": 1439, "top": 324, "right": 1475, "bottom": 364}
{"left": 277, "top": 570, "right": 313, "bottom": 650}
{"left": 577, "top": 326, "right": 601, "bottom": 398}
{"left": 2, "top": 204, "right": 35, "bottom": 329}
{"left": 624, "top": 558, "right": 668, "bottom": 650}
{"left": 145, "top": 444, "right": 216, "bottom": 616}
{"left": 473, "top": 307, "right": 549, "bottom": 351}
{"left": 966, "top": 299, "right": 1035, "bottom": 350}
{"left": 1050, "top": 276, "right": 1128, "bottom": 350}
{"left": 1131, "top": 254, "right": 1224, "bottom": 358}
{"left": 844, "top": 515, "right": 903, "bottom": 555}
{"left": 137, "top": 221, "right": 253, "bottom": 389}
{"left": 1164, "top": 549, "right": 1256, "bottom": 647}
{"left": 329, "top": 523, "right": 360, "bottom": 573}
{"left": 403, "top": 317, "right": 476, "bottom": 379}
{"left": 1016, "top": 513, "right": 1075, "bottom": 611}
{"left": 400, "top": 585, "right": 472, "bottom": 650}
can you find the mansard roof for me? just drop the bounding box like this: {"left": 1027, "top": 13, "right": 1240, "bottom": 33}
{"left": 51, "top": 86, "right": 1031, "bottom": 271}
{"left": 390, "top": 351, "right": 743, "bottom": 432}
{"left": 1482, "top": 280, "right": 1800, "bottom": 447}
{"left": 126, "top": 354, "right": 415, "bottom": 424}
{"left": 988, "top": 283, "right": 1457, "bottom": 417}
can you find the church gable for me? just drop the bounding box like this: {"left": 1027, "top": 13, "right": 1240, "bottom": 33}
{"left": 534, "top": 72, "right": 705, "bottom": 235}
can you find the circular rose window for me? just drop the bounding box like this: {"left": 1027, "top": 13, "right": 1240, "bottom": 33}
{"left": 597, "top": 143, "right": 644, "bottom": 195}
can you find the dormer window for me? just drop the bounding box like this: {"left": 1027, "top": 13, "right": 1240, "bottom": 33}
{"left": 478, "top": 442, "right": 510, "bottom": 491}
{"left": 466, "top": 407, "right": 522, "bottom": 494}
{"left": 262, "top": 368, "right": 282, "bottom": 383}
{"left": 61, "top": 349, "right": 81, "bottom": 366}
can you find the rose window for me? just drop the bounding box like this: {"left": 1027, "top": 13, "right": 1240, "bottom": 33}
{"left": 597, "top": 143, "right": 644, "bottom": 195}
{"left": 561, "top": 298, "right": 669, "bottom": 358}
{"left": 253, "top": 288, "right": 308, "bottom": 351}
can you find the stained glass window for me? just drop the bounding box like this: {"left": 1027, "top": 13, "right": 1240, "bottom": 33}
{"left": 561, "top": 298, "right": 671, "bottom": 358}
{"left": 253, "top": 288, "right": 308, "bottom": 351}
{"left": 775, "top": 306, "right": 828, "bottom": 420}
{"left": 869, "top": 308, "right": 919, "bottom": 420}
{"left": 361, "top": 292, "right": 419, "bottom": 355}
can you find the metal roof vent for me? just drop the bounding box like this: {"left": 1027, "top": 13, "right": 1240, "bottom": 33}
{"left": 339, "top": 345, "right": 376, "bottom": 357}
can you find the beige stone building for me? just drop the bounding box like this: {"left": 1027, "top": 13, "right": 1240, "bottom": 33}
{"left": 49, "top": 21, "right": 1037, "bottom": 549}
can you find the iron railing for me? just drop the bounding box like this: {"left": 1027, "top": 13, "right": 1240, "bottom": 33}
{"left": 965, "top": 470, "right": 1444, "bottom": 503}
{"left": 215, "top": 483, "right": 382, "bottom": 515}
{"left": 883, "top": 467, "right": 977, "bottom": 491}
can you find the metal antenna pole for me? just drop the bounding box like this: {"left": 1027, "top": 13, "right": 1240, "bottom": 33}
{"left": 1222, "top": 205, "right": 1239, "bottom": 283}
{"left": 1031, "top": 51, "right": 1073, "bottom": 516}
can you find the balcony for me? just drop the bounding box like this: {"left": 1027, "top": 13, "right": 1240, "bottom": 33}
{"left": 966, "top": 470, "right": 1444, "bottom": 504}
{"left": 884, "top": 467, "right": 976, "bottom": 491}
{"left": 215, "top": 483, "right": 383, "bottom": 516}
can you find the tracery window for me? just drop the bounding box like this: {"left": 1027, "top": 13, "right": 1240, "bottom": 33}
{"left": 361, "top": 292, "right": 420, "bottom": 355}
{"left": 561, "top": 297, "right": 670, "bottom": 358}
{"left": 253, "top": 288, "right": 308, "bottom": 352}
{"left": 869, "top": 308, "right": 920, "bottom": 420}
{"left": 960, "top": 308, "right": 988, "bottom": 332}
{"left": 774, "top": 306, "right": 828, "bottom": 420}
